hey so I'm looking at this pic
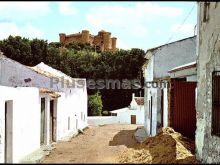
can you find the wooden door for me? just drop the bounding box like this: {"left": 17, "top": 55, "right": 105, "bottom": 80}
{"left": 131, "top": 115, "right": 136, "bottom": 124}
{"left": 170, "top": 80, "right": 196, "bottom": 139}
{"left": 40, "top": 98, "right": 46, "bottom": 145}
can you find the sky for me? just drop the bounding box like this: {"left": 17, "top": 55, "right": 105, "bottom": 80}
{"left": 0, "top": 1, "right": 197, "bottom": 51}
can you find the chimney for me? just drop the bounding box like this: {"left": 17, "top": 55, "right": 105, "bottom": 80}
{"left": 132, "top": 93, "right": 135, "bottom": 100}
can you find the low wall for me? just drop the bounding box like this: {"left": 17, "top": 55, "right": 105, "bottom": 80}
{"left": 87, "top": 116, "right": 120, "bottom": 126}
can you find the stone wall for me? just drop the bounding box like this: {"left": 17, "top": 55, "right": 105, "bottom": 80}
{"left": 196, "top": 2, "right": 220, "bottom": 163}
{"left": 59, "top": 30, "right": 117, "bottom": 52}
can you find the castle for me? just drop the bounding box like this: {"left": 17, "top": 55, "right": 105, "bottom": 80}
{"left": 59, "top": 30, "right": 117, "bottom": 52}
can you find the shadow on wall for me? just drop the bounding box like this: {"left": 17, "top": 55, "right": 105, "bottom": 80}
{"left": 109, "top": 129, "right": 139, "bottom": 148}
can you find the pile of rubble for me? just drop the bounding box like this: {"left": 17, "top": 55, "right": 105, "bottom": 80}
{"left": 118, "top": 127, "right": 199, "bottom": 164}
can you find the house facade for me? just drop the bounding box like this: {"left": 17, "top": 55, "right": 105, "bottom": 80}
{"left": 110, "top": 93, "right": 144, "bottom": 125}
{"left": 196, "top": 2, "right": 220, "bottom": 163}
{"left": 143, "top": 36, "right": 197, "bottom": 136}
{"left": 168, "top": 62, "right": 197, "bottom": 139}
{"left": 0, "top": 53, "right": 88, "bottom": 163}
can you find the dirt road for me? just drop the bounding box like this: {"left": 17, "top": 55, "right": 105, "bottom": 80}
{"left": 42, "top": 124, "right": 139, "bottom": 163}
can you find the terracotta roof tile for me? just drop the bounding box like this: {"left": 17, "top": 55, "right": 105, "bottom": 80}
{"left": 134, "top": 97, "right": 144, "bottom": 106}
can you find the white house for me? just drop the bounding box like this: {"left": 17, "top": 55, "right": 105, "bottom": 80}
{"left": 168, "top": 61, "right": 197, "bottom": 139}
{"left": 143, "top": 36, "right": 197, "bottom": 136}
{"left": 0, "top": 53, "right": 88, "bottom": 163}
{"left": 110, "top": 93, "right": 144, "bottom": 125}
{"left": 88, "top": 93, "right": 144, "bottom": 126}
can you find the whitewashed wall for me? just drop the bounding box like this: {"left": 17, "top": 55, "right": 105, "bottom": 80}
{"left": 0, "top": 86, "right": 40, "bottom": 163}
{"left": 56, "top": 86, "right": 88, "bottom": 140}
{"left": 88, "top": 116, "right": 119, "bottom": 126}
{"left": 144, "top": 37, "right": 196, "bottom": 137}
{"left": 0, "top": 55, "right": 88, "bottom": 139}
{"left": 116, "top": 108, "right": 144, "bottom": 125}
{"left": 154, "top": 36, "right": 197, "bottom": 79}
{"left": 88, "top": 107, "right": 144, "bottom": 126}
{"left": 144, "top": 56, "right": 154, "bottom": 133}
{"left": 163, "top": 88, "right": 168, "bottom": 128}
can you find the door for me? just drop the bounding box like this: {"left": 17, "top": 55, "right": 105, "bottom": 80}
{"left": 161, "top": 89, "right": 164, "bottom": 127}
{"left": 170, "top": 80, "right": 196, "bottom": 139}
{"left": 40, "top": 98, "right": 46, "bottom": 145}
{"left": 50, "top": 100, "right": 57, "bottom": 143}
{"left": 50, "top": 100, "right": 54, "bottom": 143}
{"left": 131, "top": 115, "right": 136, "bottom": 124}
{"left": 5, "top": 101, "right": 13, "bottom": 163}
{"left": 150, "top": 96, "right": 153, "bottom": 135}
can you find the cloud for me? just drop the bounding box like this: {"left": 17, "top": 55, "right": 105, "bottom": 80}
{"left": 0, "top": 2, "right": 50, "bottom": 21}
{"left": 86, "top": 2, "right": 183, "bottom": 28}
{"left": 86, "top": 2, "right": 184, "bottom": 49}
{"left": 58, "top": 2, "right": 77, "bottom": 15}
{"left": 170, "top": 23, "right": 195, "bottom": 34}
{"left": 117, "top": 39, "right": 130, "bottom": 50}
{"left": 0, "top": 22, "right": 44, "bottom": 40}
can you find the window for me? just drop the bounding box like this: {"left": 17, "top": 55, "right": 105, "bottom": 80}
{"left": 212, "top": 71, "right": 220, "bottom": 136}
{"left": 203, "top": 2, "right": 210, "bottom": 22}
{"left": 81, "top": 112, "right": 83, "bottom": 120}
{"left": 112, "top": 113, "right": 117, "bottom": 116}
{"left": 68, "top": 117, "right": 70, "bottom": 130}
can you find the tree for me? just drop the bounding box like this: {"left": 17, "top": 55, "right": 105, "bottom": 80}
{"left": 0, "top": 35, "right": 146, "bottom": 115}
{"left": 88, "top": 91, "right": 103, "bottom": 116}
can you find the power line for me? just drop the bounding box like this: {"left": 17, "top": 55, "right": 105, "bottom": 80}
{"left": 165, "top": 4, "right": 196, "bottom": 44}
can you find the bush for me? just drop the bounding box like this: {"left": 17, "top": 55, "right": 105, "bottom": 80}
{"left": 88, "top": 91, "right": 103, "bottom": 116}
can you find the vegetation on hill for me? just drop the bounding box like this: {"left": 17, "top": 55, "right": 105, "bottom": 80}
{"left": 0, "top": 35, "right": 146, "bottom": 115}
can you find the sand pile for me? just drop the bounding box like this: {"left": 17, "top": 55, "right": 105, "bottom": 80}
{"left": 118, "top": 127, "right": 199, "bottom": 164}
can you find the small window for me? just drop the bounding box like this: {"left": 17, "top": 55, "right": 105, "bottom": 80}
{"left": 203, "top": 2, "right": 210, "bottom": 22}
{"left": 68, "top": 117, "right": 71, "bottom": 130}
{"left": 81, "top": 112, "right": 83, "bottom": 120}
{"left": 215, "top": 2, "right": 218, "bottom": 8}
{"left": 112, "top": 113, "right": 117, "bottom": 116}
{"left": 212, "top": 71, "right": 220, "bottom": 136}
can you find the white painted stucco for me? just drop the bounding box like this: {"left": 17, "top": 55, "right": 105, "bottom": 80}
{"left": 0, "top": 86, "right": 40, "bottom": 163}
{"left": 88, "top": 104, "right": 145, "bottom": 126}
{"left": 0, "top": 55, "right": 88, "bottom": 163}
{"left": 154, "top": 37, "right": 197, "bottom": 79}
{"left": 144, "top": 37, "right": 196, "bottom": 137}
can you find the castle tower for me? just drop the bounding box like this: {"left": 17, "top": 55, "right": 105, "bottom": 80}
{"left": 81, "top": 30, "right": 90, "bottom": 43}
{"left": 103, "top": 32, "right": 111, "bottom": 50}
{"left": 59, "top": 33, "right": 66, "bottom": 44}
{"left": 111, "top": 37, "right": 117, "bottom": 51}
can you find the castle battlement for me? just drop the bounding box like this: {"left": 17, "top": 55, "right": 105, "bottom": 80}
{"left": 59, "top": 30, "right": 117, "bottom": 52}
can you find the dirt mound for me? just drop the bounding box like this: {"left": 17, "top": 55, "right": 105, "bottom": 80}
{"left": 118, "top": 127, "right": 199, "bottom": 164}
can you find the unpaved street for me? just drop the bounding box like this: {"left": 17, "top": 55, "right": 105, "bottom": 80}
{"left": 42, "top": 124, "right": 139, "bottom": 163}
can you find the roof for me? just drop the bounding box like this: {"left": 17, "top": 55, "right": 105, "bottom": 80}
{"left": 110, "top": 107, "right": 129, "bottom": 114}
{"left": 39, "top": 88, "right": 61, "bottom": 98}
{"left": 168, "top": 61, "right": 197, "bottom": 73}
{"left": 30, "top": 62, "right": 85, "bottom": 83}
{"left": 134, "top": 97, "right": 144, "bottom": 106}
{"left": 146, "top": 36, "right": 196, "bottom": 54}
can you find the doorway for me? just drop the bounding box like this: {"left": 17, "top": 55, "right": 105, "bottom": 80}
{"left": 5, "top": 101, "right": 13, "bottom": 163}
{"left": 50, "top": 100, "right": 57, "bottom": 143}
{"left": 131, "top": 115, "right": 136, "bottom": 124}
{"left": 149, "top": 96, "right": 153, "bottom": 135}
{"left": 161, "top": 89, "right": 164, "bottom": 127}
{"left": 40, "top": 98, "right": 46, "bottom": 145}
